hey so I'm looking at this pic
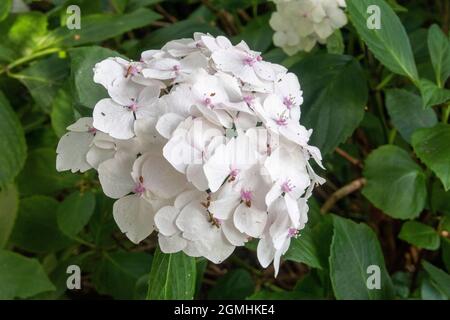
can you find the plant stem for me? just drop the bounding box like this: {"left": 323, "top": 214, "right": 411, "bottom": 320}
{"left": 0, "top": 47, "right": 61, "bottom": 75}
{"left": 443, "top": 104, "right": 450, "bottom": 123}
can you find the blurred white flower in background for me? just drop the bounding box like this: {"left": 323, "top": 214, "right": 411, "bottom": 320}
{"left": 56, "top": 33, "right": 325, "bottom": 276}
{"left": 270, "top": 0, "right": 347, "bottom": 54}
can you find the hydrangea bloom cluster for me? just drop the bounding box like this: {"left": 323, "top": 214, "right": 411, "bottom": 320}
{"left": 270, "top": 0, "right": 347, "bottom": 54}
{"left": 56, "top": 34, "right": 324, "bottom": 276}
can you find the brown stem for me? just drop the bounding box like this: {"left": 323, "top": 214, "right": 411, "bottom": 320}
{"left": 320, "top": 178, "right": 367, "bottom": 214}
{"left": 335, "top": 147, "right": 363, "bottom": 168}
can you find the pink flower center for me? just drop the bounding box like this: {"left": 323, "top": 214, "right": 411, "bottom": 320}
{"left": 230, "top": 168, "right": 240, "bottom": 178}
{"left": 128, "top": 102, "right": 138, "bottom": 112}
{"left": 240, "top": 189, "right": 253, "bottom": 202}
{"left": 88, "top": 127, "right": 97, "bottom": 135}
{"left": 133, "top": 182, "right": 146, "bottom": 196}
{"left": 243, "top": 95, "right": 254, "bottom": 105}
{"left": 172, "top": 64, "right": 181, "bottom": 73}
{"left": 203, "top": 97, "right": 213, "bottom": 108}
{"left": 275, "top": 116, "right": 288, "bottom": 126}
{"left": 243, "top": 56, "right": 257, "bottom": 66}
{"left": 283, "top": 96, "right": 294, "bottom": 109}
{"left": 281, "top": 180, "right": 294, "bottom": 193}
{"left": 288, "top": 227, "right": 299, "bottom": 238}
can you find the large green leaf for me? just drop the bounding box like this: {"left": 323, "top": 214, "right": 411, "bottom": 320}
{"left": 0, "top": 0, "right": 12, "bottom": 22}
{"left": 0, "top": 184, "right": 18, "bottom": 248}
{"left": 208, "top": 269, "right": 254, "bottom": 300}
{"left": 0, "top": 12, "right": 50, "bottom": 61}
{"left": 398, "top": 221, "right": 440, "bottom": 250}
{"left": 51, "top": 86, "right": 76, "bottom": 137}
{"left": 412, "top": 124, "right": 450, "bottom": 191}
{"left": 385, "top": 89, "right": 437, "bottom": 143}
{"left": 284, "top": 215, "right": 333, "bottom": 270}
{"left": 329, "top": 215, "right": 394, "bottom": 299}
{"left": 291, "top": 54, "right": 368, "bottom": 154}
{"left": 232, "top": 15, "right": 273, "bottom": 53}
{"left": 57, "top": 190, "right": 96, "bottom": 238}
{"left": 10, "top": 196, "right": 72, "bottom": 253}
{"left": 139, "top": 20, "right": 223, "bottom": 51}
{"left": 17, "top": 147, "right": 80, "bottom": 197}
{"left": 93, "top": 251, "right": 152, "bottom": 299}
{"left": 0, "top": 91, "right": 26, "bottom": 187}
{"left": 419, "top": 78, "right": 450, "bottom": 108}
{"left": 362, "top": 145, "right": 427, "bottom": 219}
{"left": 347, "top": 0, "right": 419, "bottom": 83}
{"left": 17, "top": 55, "right": 70, "bottom": 112}
{"left": 51, "top": 8, "right": 161, "bottom": 47}
{"left": 147, "top": 248, "right": 196, "bottom": 300}
{"left": 428, "top": 24, "right": 450, "bottom": 87}
{"left": 70, "top": 46, "right": 123, "bottom": 109}
{"left": 422, "top": 261, "right": 450, "bottom": 298}
{"left": 0, "top": 249, "right": 55, "bottom": 299}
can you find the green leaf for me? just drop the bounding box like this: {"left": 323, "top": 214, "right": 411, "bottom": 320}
{"left": 17, "top": 147, "right": 80, "bottom": 197}
{"left": 17, "top": 55, "right": 70, "bottom": 112}
{"left": 326, "top": 30, "right": 345, "bottom": 55}
{"left": 51, "top": 86, "right": 76, "bottom": 137}
{"left": 385, "top": 89, "right": 437, "bottom": 143}
{"left": 147, "top": 248, "right": 196, "bottom": 300}
{"left": 0, "top": 184, "right": 18, "bottom": 248}
{"left": 329, "top": 215, "right": 394, "bottom": 299}
{"left": 70, "top": 46, "right": 123, "bottom": 109}
{"left": 232, "top": 15, "right": 273, "bottom": 53}
{"left": 208, "top": 269, "right": 254, "bottom": 300}
{"left": 57, "top": 191, "right": 96, "bottom": 238}
{"left": 442, "top": 238, "right": 450, "bottom": 273}
{"left": 363, "top": 145, "right": 427, "bottom": 219}
{"left": 51, "top": 8, "right": 161, "bottom": 47}
{"left": 0, "top": 12, "right": 50, "bottom": 61}
{"left": 0, "top": 0, "right": 12, "bottom": 22}
{"left": 428, "top": 24, "right": 450, "bottom": 87}
{"left": 93, "top": 251, "right": 152, "bottom": 299}
{"left": 412, "top": 124, "right": 450, "bottom": 191}
{"left": 284, "top": 215, "right": 333, "bottom": 270}
{"left": 398, "top": 221, "right": 440, "bottom": 250}
{"left": 10, "top": 196, "right": 73, "bottom": 253}
{"left": 291, "top": 54, "right": 368, "bottom": 154}
{"left": 419, "top": 78, "right": 450, "bottom": 108}
{"left": 0, "top": 91, "right": 26, "bottom": 187}
{"left": 431, "top": 177, "right": 450, "bottom": 215}
{"left": 422, "top": 261, "right": 450, "bottom": 297}
{"left": 139, "top": 20, "right": 223, "bottom": 51}
{"left": 0, "top": 249, "right": 55, "bottom": 299}
{"left": 421, "top": 276, "right": 447, "bottom": 300}
{"left": 347, "top": 0, "right": 419, "bottom": 83}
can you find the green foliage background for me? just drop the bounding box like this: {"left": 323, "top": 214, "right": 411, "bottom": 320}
{"left": 0, "top": 0, "right": 449, "bottom": 300}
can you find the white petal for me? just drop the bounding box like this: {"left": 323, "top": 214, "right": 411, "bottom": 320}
{"left": 158, "top": 233, "right": 187, "bottom": 253}
{"left": 257, "top": 237, "right": 275, "bottom": 268}
{"left": 233, "top": 203, "right": 267, "bottom": 238}
{"left": 154, "top": 206, "right": 180, "bottom": 236}
{"left": 98, "top": 156, "right": 135, "bottom": 199}
{"left": 156, "top": 113, "right": 185, "bottom": 139}
{"left": 93, "top": 98, "right": 135, "bottom": 140}
{"left": 67, "top": 117, "right": 93, "bottom": 132}
{"left": 221, "top": 219, "right": 248, "bottom": 246}
{"left": 56, "top": 132, "right": 93, "bottom": 173}
{"left": 86, "top": 145, "right": 115, "bottom": 169}
{"left": 113, "top": 194, "right": 156, "bottom": 244}
{"left": 140, "top": 153, "right": 187, "bottom": 199}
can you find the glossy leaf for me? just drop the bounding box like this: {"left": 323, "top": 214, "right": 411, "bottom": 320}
{"left": 385, "top": 89, "right": 437, "bottom": 143}
{"left": 412, "top": 124, "right": 450, "bottom": 191}
{"left": 291, "top": 54, "right": 368, "bottom": 154}
{"left": 147, "top": 248, "right": 196, "bottom": 300}
{"left": 363, "top": 145, "right": 427, "bottom": 219}
{"left": 347, "top": 0, "right": 419, "bottom": 83}
{"left": 398, "top": 221, "right": 440, "bottom": 250}
{"left": 329, "top": 215, "right": 394, "bottom": 299}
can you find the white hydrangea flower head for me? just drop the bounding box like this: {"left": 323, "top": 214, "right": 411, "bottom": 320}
{"left": 56, "top": 33, "right": 325, "bottom": 277}
{"left": 270, "top": 0, "right": 347, "bottom": 54}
